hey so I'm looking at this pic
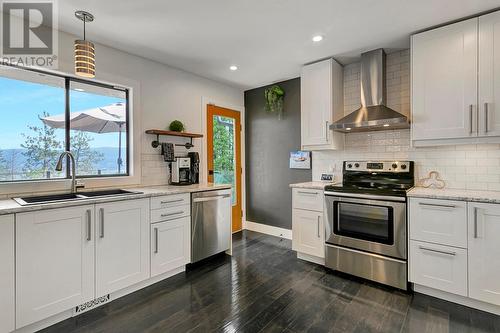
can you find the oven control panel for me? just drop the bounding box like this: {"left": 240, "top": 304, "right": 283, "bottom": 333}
{"left": 345, "top": 161, "right": 411, "bottom": 172}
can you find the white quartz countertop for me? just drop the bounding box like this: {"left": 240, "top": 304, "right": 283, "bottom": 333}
{"left": 289, "top": 181, "right": 336, "bottom": 190}
{"left": 0, "top": 183, "right": 231, "bottom": 216}
{"left": 407, "top": 187, "right": 500, "bottom": 204}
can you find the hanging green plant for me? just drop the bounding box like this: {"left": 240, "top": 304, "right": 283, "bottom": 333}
{"left": 264, "top": 85, "right": 285, "bottom": 119}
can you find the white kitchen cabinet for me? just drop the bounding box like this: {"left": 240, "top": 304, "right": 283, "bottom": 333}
{"left": 0, "top": 215, "right": 14, "bottom": 333}
{"left": 95, "top": 199, "right": 150, "bottom": 297}
{"left": 409, "top": 198, "right": 467, "bottom": 248}
{"left": 411, "top": 18, "right": 478, "bottom": 143}
{"left": 468, "top": 202, "right": 500, "bottom": 305}
{"left": 16, "top": 206, "right": 94, "bottom": 328}
{"left": 301, "top": 58, "right": 344, "bottom": 150}
{"left": 409, "top": 240, "right": 468, "bottom": 296}
{"left": 292, "top": 209, "right": 324, "bottom": 258}
{"left": 479, "top": 11, "right": 500, "bottom": 136}
{"left": 292, "top": 188, "right": 324, "bottom": 212}
{"left": 151, "top": 216, "right": 190, "bottom": 277}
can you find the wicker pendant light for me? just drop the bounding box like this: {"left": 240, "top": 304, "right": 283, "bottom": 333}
{"left": 74, "top": 11, "right": 95, "bottom": 78}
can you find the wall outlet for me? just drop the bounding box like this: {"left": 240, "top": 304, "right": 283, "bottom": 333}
{"left": 321, "top": 174, "right": 333, "bottom": 181}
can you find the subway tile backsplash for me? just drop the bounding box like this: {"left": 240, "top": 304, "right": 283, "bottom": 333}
{"left": 312, "top": 50, "right": 500, "bottom": 191}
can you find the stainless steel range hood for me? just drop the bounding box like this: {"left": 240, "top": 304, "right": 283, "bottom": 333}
{"left": 330, "top": 49, "right": 409, "bottom": 133}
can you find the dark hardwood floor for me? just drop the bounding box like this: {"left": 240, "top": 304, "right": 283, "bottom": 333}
{"left": 41, "top": 230, "right": 500, "bottom": 333}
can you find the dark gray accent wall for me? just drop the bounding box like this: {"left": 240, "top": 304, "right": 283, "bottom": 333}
{"left": 244, "top": 78, "right": 311, "bottom": 230}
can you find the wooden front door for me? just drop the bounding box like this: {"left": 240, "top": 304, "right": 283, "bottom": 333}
{"left": 207, "top": 104, "right": 242, "bottom": 232}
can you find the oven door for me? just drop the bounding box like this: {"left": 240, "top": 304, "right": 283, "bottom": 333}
{"left": 325, "top": 193, "right": 406, "bottom": 259}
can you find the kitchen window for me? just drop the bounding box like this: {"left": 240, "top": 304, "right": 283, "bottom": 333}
{"left": 0, "top": 65, "right": 130, "bottom": 182}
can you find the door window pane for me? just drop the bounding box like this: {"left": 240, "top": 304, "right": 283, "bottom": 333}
{"left": 212, "top": 115, "right": 236, "bottom": 205}
{"left": 334, "top": 202, "right": 394, "bottom": 245}
{"left": 0, "top": 66, "right": 65, "bottom": 181}
{"left": 69, "top": 81, "right": 127, "bottom": 176}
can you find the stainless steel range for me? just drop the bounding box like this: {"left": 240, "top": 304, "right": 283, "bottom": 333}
{"left": 324, "top": 161, "right": 414, "bottom": 290}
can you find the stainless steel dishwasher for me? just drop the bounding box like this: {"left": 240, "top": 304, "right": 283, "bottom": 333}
{"left": 191, "top": 189, "right": 231, "bottom": 263}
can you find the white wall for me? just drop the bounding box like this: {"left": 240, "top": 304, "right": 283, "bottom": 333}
{"left": 313, "top": 50, "right": 500, "bottom": 191}
{"left": 0, "top": 28, "right": 243, "bottom": 196}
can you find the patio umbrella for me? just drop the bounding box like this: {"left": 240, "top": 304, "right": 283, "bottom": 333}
{"left": 41, "top": 102, "right": 126, "bottom": 173}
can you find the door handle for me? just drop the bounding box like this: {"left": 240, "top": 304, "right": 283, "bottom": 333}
{"left": 86, "top": 209, "right": 91, "bottom": 241}
{"left": 470, "top": 104, "right": 474, "bottom": 134}
{"left": 419, "top": 246, "right": 456, "bottom": 256}
{"left": 317, "top": 216, "right": 321, "bottom": 238}
{"left": 154, "top": 227, "right": 159, "bottom": 254}
{"left": 474, "top": 207, "right": 478, "bottom": 238}
{"left": 485, "top": 102, "right": 489, "bottom": 133}
{"left": 208, "top": 170, "right": 214, "bottom": 175}
{"left": 99, "top": 208, "right": 104, "bottom": 238}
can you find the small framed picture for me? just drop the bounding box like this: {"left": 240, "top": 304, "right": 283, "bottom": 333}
{"left": 290, "top": 151, "right": 311, "bottom": 169}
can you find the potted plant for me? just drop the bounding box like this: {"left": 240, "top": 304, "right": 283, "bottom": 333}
{"left": 264, "top": 85, "right": 285, "bottom": 119}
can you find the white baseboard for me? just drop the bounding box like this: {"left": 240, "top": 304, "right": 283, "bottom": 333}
{"left": 244, "top": 220, "right": 292, "bottom": 239}
{"left": 297, "top": 252, "right": 325, "bottom": 265}
{"left": 414, "top": 284, "right": 500, "bottom": 316}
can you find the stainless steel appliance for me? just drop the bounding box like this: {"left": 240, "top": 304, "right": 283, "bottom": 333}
{"left": 191, "top": 189, "right": 231, "bottom": 263}
{"left": 324, "top": 161, "right": 414, "bottom": 290}
{"left": 330, "top": 49, "right": 409, "bottom": 132}
{"left": 170, "top": 157, "right": 191, "bottom": 185}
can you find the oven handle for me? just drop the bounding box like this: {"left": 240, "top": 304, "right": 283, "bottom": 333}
{"left": 324, "top": 191, "right": 406, "bottom": 202}
{"left": 325, "top": 244, "right": 407, "bottom": 264}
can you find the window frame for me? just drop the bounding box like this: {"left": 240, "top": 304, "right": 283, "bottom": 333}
{"left": 0, "top": 63, "right": 131, "bottom": 182}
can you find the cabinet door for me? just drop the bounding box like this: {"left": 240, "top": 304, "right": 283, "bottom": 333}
{"left": 0, "top": 215, "right": 14, "bottom": 333}
{"left": 479, "top": 11, "right": 500, "bottom": 136}
{"left": 151, "top": 217, "right": 190, "bottom": 277}
{"left": 468, "top": 202, "right": 500, "bottom": 305}
{"left": 412, "top": 18, "right": 478, "bottom": 141}
{"left": 292, "top": 209, "right": 324, "bottom": 258}
{"left": 95, "top": 199, "right": 149, "bottom": 297}
{"left": 16, "top": 206, "right": 94, "bottom": 328}
{"left": 301, "top": 59, "right": 332, "bottom": 146}
{"left": 409, "top": 240, "right": 467, "bottom": 296}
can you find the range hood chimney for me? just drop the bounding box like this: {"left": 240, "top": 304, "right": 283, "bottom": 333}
{"left": 330, "top": 49, "right": 409, "bottom": 133}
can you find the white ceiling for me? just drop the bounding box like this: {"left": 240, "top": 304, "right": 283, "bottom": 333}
{"left": 58, "top": 0, "right": 500, "bottom": 90}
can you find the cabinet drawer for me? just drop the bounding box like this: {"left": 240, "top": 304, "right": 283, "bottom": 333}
{"left": 409, "top": 240, "right": 467, "bottom": 296}
{"left": 292, "top": 188, "right": 323, "bottom": 212}
{"left": 409, "top": 198, "right": 467, "bottom": 248}
{"left": 151, "top": 204, "right": 190, "bottom": 223}
{"left": 151, "top": 193, "right": 190, "bottom": 210}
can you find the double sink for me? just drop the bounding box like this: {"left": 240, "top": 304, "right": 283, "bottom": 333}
{"left": 14, "top": 189, "right": 142, "bottom": 206}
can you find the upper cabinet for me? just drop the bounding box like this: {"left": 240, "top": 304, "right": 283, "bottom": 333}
{"left": 412, "top": 13, "right": 500, "bottom": 146}
{"left": 301, "top": 58, "right": 344, "bottom": 150}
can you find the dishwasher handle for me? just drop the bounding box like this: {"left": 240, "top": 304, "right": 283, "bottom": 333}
{"left": 192, "top": 194, "right": 230, "bottom": 203}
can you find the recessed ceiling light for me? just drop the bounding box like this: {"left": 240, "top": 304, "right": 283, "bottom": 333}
{"left": 229, "top": 65, "right": 238, "bottom": 71}
{"left": 312, "top": 35, "right": 323, "bottom": 42}
{"left": 383, "top": 124, "right": 390, "bottom": 127}
{"left": 346, "top": 127, "right": 351, "bottom": 131}
{"left": 74, "top": 88, "right": 85, "bottom": 92}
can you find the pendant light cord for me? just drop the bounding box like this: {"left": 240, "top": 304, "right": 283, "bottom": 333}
{"left": 83, "top": 18, "right": 86, "bottom": 40}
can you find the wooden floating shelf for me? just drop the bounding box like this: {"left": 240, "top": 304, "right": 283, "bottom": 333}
{"left": 145, "top": 129, "right": 203, "bottom": 138}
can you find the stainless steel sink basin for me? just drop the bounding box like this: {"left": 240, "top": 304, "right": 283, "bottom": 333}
{"left": 79, "top": 189, "right": 139, "bottom": 197}
{"left": 14, "top": 189, "right": 142, "bottom": 206}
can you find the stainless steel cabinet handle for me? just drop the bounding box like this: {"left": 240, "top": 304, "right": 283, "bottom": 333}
{"left": 317, "top": 216, "right": 320, "bottom": 238}
{"left": 297, "top": 191, "right": 318, "bottom": 195}
{"left": 325, "top": 121, "right": 329, "bottom": 141}
{"left": 419, "top": 246, "right": 456, "bottom": 256}
{"left": 161, "top": 211, "right": 184, "bottom": 217}
{"left": 86, "top": 209, "right": 91, "bottom": 241}
{"left": 474, "top": 207, "right": 478, "bottom": 238}
{"left": 470, "top": 104, "right": 474, "bottom": 134}
{"left": 99, "top": 208, "right": 104, "bottom": 238}
{"left": 161, "top": 198, "right": 184, "bottom": 204}
{"left": 418, "top": 202, "right": 456, "bottom": 209}
{"left": 154, "top": 228, "right": 159, "bottom": 254}
{"left": 485, "top": 102, "right": 489, "bottom": 133}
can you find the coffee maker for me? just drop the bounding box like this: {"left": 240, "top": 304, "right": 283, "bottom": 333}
{"left": 188, "top": 152, "right": 200, "bottom": 184}
{"left": 170, "top": 157, "right": 191, "bottom": 185}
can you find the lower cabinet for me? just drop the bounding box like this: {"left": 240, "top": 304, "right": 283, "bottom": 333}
{"left": 151, "top": 216, "right": 190, "bottom": 277}
{"left": 95, "top": 199, "right": 150, "bottom": 297}
{"left": 292, "top": 208, "right": 324, "bottom": 258}
{"left": 409, "top": 240, "right": 468, "bottom": 296}
{"left": 0, "top": 215, "right": 14, "bottom": 333}
{"left": 468, "top": 202, "right": 500, "bottom": 305}
{"left": 16, "top": 206, "right": 95, "bottom": 328}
